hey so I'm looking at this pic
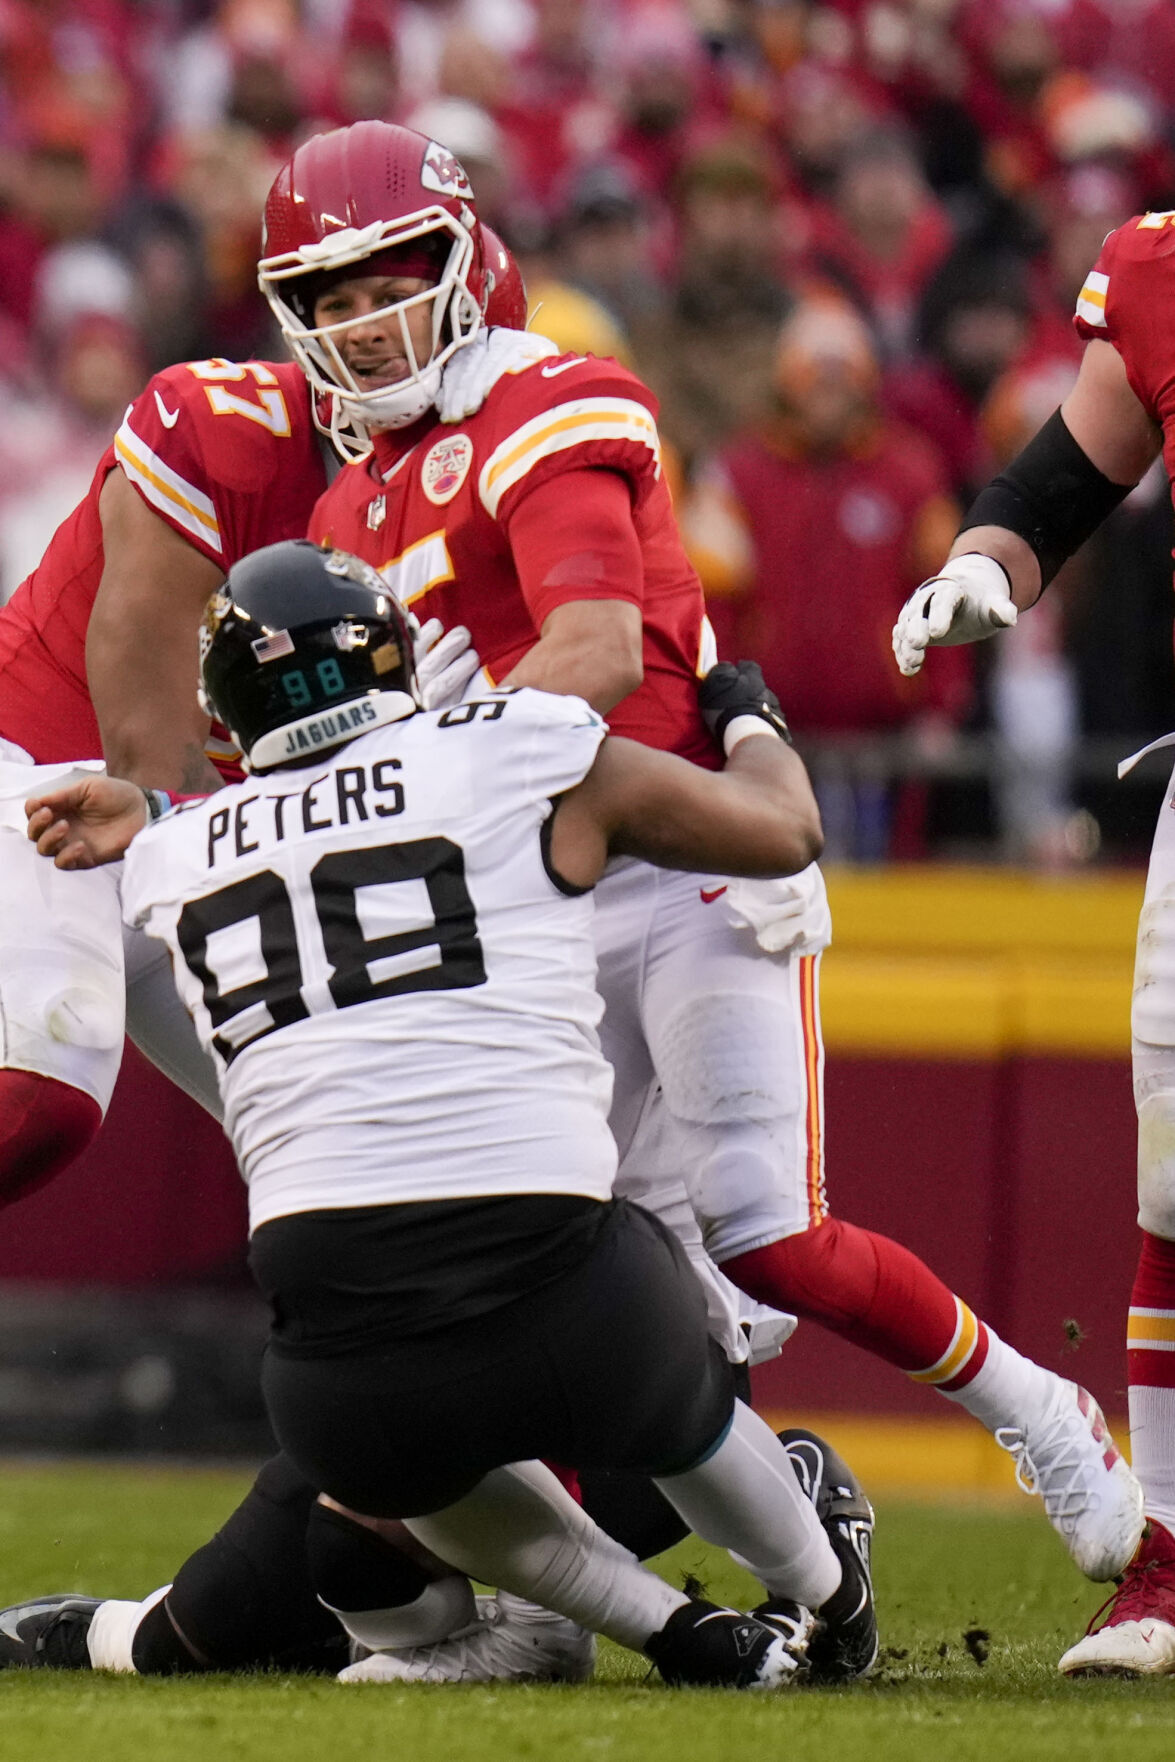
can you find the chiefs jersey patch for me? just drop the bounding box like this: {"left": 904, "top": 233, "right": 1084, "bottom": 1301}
{"left": 422, "top": 434, "right": 474, "bottom": 505}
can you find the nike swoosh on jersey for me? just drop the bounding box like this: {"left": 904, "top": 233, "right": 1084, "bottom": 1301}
{"left": 154, "top": 390, "right": 180, "bottom": 428}
{"left": 699, "top": 885, "right": 727, "bottom": 904}
{"left": 540, "top": 357, "right": 587, "bottom": 377}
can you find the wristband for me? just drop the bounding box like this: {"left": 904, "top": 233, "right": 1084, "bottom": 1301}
{"left": 723, "top": 716, "right": 782, "bottom": 756}
{"left": 143, "top": 789, "right": 172, "bottom": 822}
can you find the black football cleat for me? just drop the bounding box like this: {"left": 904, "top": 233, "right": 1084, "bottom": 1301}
{"left": 0, "top": 1594, "right": 100, "bottom": 1669}
{"left": 645, "top": 1596, "right": 815, "bottom": 1689}
{"left": 759, "top": 1428, "right": 878, "bottom": 1682}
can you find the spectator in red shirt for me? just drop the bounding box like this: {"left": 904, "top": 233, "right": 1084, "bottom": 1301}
{"left": 684, "top": 297, "right": 968, "bottom": 857}
{"left": 885, "top": 246, "right": 1035, "bottom": 499}
{"left": 803, "top": 124, "right": 953, "bottom": 360}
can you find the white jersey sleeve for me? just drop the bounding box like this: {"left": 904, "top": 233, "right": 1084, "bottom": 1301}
{"left": 121, "top": 690, "right": 613, "bottom": 1230}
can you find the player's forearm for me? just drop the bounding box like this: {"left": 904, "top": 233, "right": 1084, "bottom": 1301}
{"left": 946, "top": 527, "right": 1041, "bottom": 610}
{"left": 502, "top": 631, "right": 642, "bottom": 713}
{"left": 711, "top": 736, "right": 824, "bottom": 875}
{"left": 611, "top": 737, "right": 823, "bottom": 878}
{"left": 96, "top": 716, "right": 223, "bottom": 794}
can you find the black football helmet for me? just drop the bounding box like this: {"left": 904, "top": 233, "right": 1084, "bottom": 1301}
{"left": 199, "top": 540, "right": 421, "bottom": 773}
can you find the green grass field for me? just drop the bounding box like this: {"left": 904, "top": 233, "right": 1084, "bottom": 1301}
{"left": 0, "top": 1458, "right": 1171, "bottom": 1762}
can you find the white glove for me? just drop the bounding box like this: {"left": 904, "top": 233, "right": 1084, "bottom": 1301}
{"left": 722, "top": 863, "right": 832, "bottom": 955}
{"left": 413, "top": 617, "right": 482, "bottom": 711}
{"left": 892, "top": 553, "right": 1018, "bottom": 677}
{"left": 437, "top": 327, "right": 561, "bottom": 423}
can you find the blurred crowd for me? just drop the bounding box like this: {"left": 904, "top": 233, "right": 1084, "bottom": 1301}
{"left": 3, "top": 0, "right": 1175, "bottom": 860}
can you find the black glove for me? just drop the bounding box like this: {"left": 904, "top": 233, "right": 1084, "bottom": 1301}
{"left": 698, "top": 660, "right": 792, "bottom": 749}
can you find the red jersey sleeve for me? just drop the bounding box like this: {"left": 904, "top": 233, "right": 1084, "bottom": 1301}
{"left": 112, "top": 358, "right": 318, "bottom": 569}
{"left": 1073, "top": 215, "right": 1175, "bottom": 420}
{"left": 504, "top": 466, "right": 645, "bottom": 629}
{"left": 475, "top": 355, "right": 664, "bottom": 528}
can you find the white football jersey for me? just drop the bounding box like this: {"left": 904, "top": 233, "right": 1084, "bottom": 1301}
{"left": 121, "top": 689, "right": 613, "bottom": 1231}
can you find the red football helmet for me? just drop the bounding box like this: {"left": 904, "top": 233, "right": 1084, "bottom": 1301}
{"left": 481, "top": 225, "right": 528, "bottom": 330}
{"left": 259, "top": 121, "right": 488, "bottom": 445}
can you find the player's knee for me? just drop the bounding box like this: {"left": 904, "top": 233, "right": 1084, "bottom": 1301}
{"left": 671, "top": 1117, "right": 795, "bottom": 1263}
{"left": 0, "top": 1070, "right": 101, "bottom": 1204}
{"left": 304, "top": 1501, "right": 480, "bottom": 1650}
{"left": 305, "top": 1500, "right": 432, "bottom": 1615}
{"left": 42, "top": 983, "right": 123, "bottom": 1052}
{"left": 242, "top": 1452, "right": 321, "bottom": 1520}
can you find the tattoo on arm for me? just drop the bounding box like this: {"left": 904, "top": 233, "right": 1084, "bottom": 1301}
{"left": 178, "top": 744, "right": 225, "bottom": 794}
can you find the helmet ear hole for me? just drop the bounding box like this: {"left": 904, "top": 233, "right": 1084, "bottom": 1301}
{"left": 481, "top": 226, "right": 527, "bottom": 330}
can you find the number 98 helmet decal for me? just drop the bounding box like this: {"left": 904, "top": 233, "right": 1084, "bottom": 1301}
{"left": 200, "top": 540, "right": 422, "bottom": 774}
{"left": 259, "top": 121, "right": 488, "bottom": 447}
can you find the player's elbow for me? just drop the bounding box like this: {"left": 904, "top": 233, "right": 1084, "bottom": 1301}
{"left": 799, "top": 811, "right": 824, "bottom": 870}
{"left": 600, "top": 648, "right": 643, "bottom": 712}
{"left": 571, "top": 597, "right": 644, "bottom": 712}
{"left": 749, "top": 798, "right": 822, "bottom": 877}
{"left": 568, "top": 645, "right": 642, "bottom": 715}
{"left": 775, "top": 806, "right": 823, "bottom": 876}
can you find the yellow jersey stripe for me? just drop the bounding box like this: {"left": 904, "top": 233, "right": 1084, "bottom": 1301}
{"left": 478, "top": 398, "right": 660, "bottom": 518}
{"left": 114, "top": 423, "right": 222, "bottom": 553}
{"left": 1076, "top": 270, "right": 1109, "bottom": 330}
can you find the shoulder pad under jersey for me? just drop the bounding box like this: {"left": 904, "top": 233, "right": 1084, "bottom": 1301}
{"left": 113, "top": 359, "right": 319, "bottom": 565}
{"left": 473, "top": 354, "right": 662, "bottom": 522}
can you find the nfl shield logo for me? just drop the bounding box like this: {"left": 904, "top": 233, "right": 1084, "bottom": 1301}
{"left": 367, "top": 494, "right": 386, "bottom": 531}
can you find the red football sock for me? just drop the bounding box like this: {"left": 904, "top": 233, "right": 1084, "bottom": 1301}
{"left": 722, "top": 1217, "right": 990, "bottom": 1386}
{"left": 1128, "top": 1232, "right": 1175, "bottom": 1526}
{"left": 1128, "top": 1231, "right": 1175, "bottom": 1392}
{"left": 0, "top": 1070, "right": 101, "bottom": 1206}
{"left": 544, "top": 1462, "right": 583, "bottom": 1504}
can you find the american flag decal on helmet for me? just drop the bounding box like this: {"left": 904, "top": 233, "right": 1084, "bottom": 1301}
{"left": 251, "top": 629, "right": 296, "bottom": 662}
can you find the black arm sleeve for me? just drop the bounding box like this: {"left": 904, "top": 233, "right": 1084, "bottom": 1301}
{"left": 959, "top": 409, "right": 1135, "bottom": 591}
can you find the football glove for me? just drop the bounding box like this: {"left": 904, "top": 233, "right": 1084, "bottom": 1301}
{"left": 699, "top": 660, "right": 792, "bottom": 752}
{"left": 892, "top": 553, "right": 1017, "bottom": 677}
{"left": 723, "top": 865, "right": 832, "bottom": 956}
{"left": 437, "top": 328, "right": 561, "bottom": 424}
{"left": 413, "top": 618, "right": 482, "bottom": 711}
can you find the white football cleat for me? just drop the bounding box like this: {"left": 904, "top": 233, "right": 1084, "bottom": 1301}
{"left": 1059, "top": 1519, "right": 1175, "bottom": 1676}
{"left": 994, "top": 1380, "right": 1144, "bottom": 1581}
{"left": 338, "top": 1592, "right": 595, "bottom": 1685}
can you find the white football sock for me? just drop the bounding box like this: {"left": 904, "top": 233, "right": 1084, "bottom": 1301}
{"left": 655, "top": 1400, "right": 841, "bottom": 1609}
{"left": 325, "top": 1573, "right": 477, "bottom": 1651}
{"left": 404, "top": 1461, "right": 687, "bottom": 1652}
{"left": 86, "top": 1584, "right": 171, "bottom": 1673}
{"left": 1129, "top": 1384, "right": 1175, "bottom": 1532}
{"left": 938, "top": 1328, "right": 1059, "bottom": 1434}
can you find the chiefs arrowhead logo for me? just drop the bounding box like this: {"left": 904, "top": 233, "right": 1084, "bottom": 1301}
{"left": 421, "top": 140, "right": 474, "bottom": 200}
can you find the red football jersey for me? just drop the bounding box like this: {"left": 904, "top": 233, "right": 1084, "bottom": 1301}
{"left": 716, "top": 420, "right": 967, "bottom": 733}
{"left": 1074, "top": 214, "right": 1175, "bottom": 498}
{"left": 0, "top": 358, "right": 325, "bottom": 771}
{"left": 309, "top": 354, "right": 719, "bottom": 766}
